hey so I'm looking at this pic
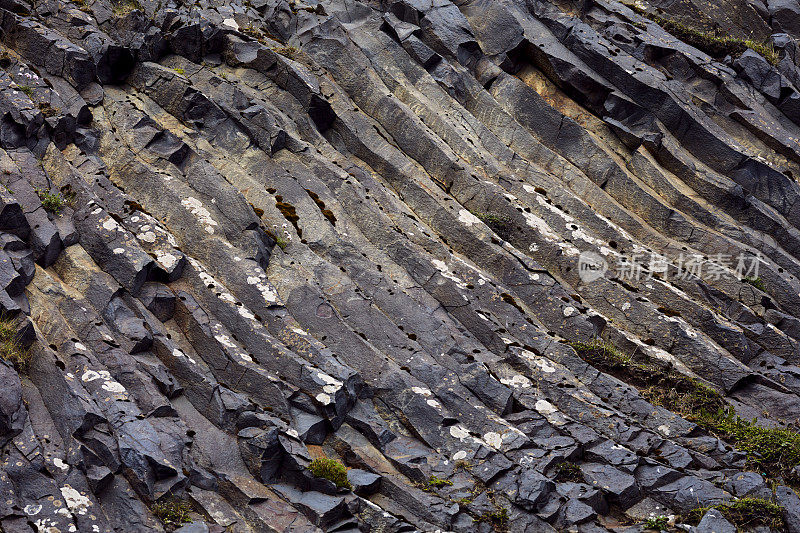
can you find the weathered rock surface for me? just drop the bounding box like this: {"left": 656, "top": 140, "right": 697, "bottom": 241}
{"left": 0, "top": 0, "right": 795, "bottom": 531}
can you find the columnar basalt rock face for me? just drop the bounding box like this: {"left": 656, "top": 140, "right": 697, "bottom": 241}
{"left": 0, "top": 0, "right": 798, "bottom": 531}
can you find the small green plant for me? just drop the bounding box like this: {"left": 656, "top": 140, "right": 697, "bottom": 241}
{"left": 174, "top": 67, "right": 185, "bottom": 75}
{"left": 0, "top": 314, "right": 29, "bottom": 371}
{"left": 453, "top": 459, "right": 473, "bottom": 471}
{"left": 426, "top": 475, "right": 453, "bottom": 489}
{"left": 35, "top": 189, "right": 65, "bottom": 214}
{"left": 274, "top": 45, "right": 300, "bottom": 59}
{"left": 151, "top": 499, "right": 192, "bottom": 528}
{"left": 37, "top": 102, "right": 59, "bottom": 118}
{"left": 111, "top": 0, "right": 141, "bottom": 16}
{"left": 307, "top": 457, "right": 352, "bottom": 489}
{"left": 644, "top": 515, "right": 669, "bottom": 531}
{"left": 17, "top": 85, "right": 33, "bottom": 98}
{"left": 60, "top": 186, "right": 77, "bottom": 207}
{"left": 568, "top": 339, "right": 633, "bottom": 368}
{"left": 743, "top": 276, "right": 766, "bottom": 292}
{"left": 683, "top": 497, "right": 784, "bottom": 530}
{"left": 275, "top": 236, "right": 289, "bottom": 250}
{"left": 476, "top": 213, "right": 510, "bottom": 225}
{"left": 554, "top": 461, "right": 583, "bottom": 483}
{"left": 470, "top": 210, "right": 513, "bottom": 240}
{"left": 475, "top": 507, "right": 509, "bottom": 530}
{"left": 457, "top": 497, "right": 473, "bottom": 506}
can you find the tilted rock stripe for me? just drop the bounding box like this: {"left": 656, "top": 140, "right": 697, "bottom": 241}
{"left": 0, "top": 0, "right": 797, "bottom": 531}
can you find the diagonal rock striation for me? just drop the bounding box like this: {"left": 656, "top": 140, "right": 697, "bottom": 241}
{"left": 0, "top": 0, "right": 799, "bottom": 531}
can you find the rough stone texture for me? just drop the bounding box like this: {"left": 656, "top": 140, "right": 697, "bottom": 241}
{"left": 0, "top": 0, "right": 795, "bottom": 531}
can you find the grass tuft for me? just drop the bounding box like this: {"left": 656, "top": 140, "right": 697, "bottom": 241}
{"left": 683, "top": 497, "right": 784, "bottom": 530}
{"left": 37, "top": 102, "right": 59, "bottom": 117}
{"left": 554, "top": 461, "right": 583, "bottom": 483}
{"left": 644, "top": 515, "right": 669, "bottom": 530}
{"left": 17, "top": 85, "right": 33, "bottom": 98}
{"left": 35, "top": 189, "right": 65, "bottom": 214}
{"left": 570, "top": 338, "right": 800, "bottom": 479}
{"left": 274, "top": 45, "right": 300, "bottom": 59}
{"left": 151, "top": 499, "right": 192, "bottom": 528}
{"left": 626, "top": 5, "right": 779, "bottom": 65}
{"left": 0, "top": 315, "right": 29, "bottom": 371}
{"left": 71, "top": 0, "right": 92, "bottom": 11}
{"left": 474, "top": 507, "right": 509, "bottom": 530}
{"left": 699, "top": 410, "right": 800, "bottom": 479}
{"left": 743, "top": 276, "right": 766, "bottom": 292}
{"left": 470, "top": 210, "right": 513, "bottom": 241}
{"left": 308, "top": 457, "right": 352, "bottom": 489}
{"left": 426, "top": 475, "right": 453, "bottom": 489}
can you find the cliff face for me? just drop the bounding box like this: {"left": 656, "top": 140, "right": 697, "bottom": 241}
{"left": 0, "top": 0, "right": 799, "bottom": 530}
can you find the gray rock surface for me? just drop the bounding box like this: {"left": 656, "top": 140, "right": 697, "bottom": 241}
{"left": 0, "top": 0, "right": 794, "bottom": 531}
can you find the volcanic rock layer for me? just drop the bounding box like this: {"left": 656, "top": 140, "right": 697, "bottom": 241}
{"left": 1, "top": 0, "right": 800, "bottom": 531}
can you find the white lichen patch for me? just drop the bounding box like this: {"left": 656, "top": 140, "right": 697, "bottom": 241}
{"left": 101, "top": 381, "right": 126, "bottom": 393}
{"left": 172, "top": 347, "right": 197, "bottom": 364}
{"left": 317, "top": 372, "right": 343, "bottom": 394}
{"left": 483, "top": 431, "right": 502, "bottom": 449}
{"left": 431, "top": 259, "right": 467, "bottom": 289}
{"left": 155, "top": 251, "right": 179, "bottom": 269}
{"left": 245, "top": 271, "right": 281, "bottom": 305}
{"left": 522, "top": 211, "right": 561, "bottom": 241}
{"left": 458, "top": 209, "right": 481, "bottom": 226}
{"left": 500, "top": 374, "right": 532, "bottom": 388}
{"left": 449, "top": 425, "right": 470, "bottom": 440}
{"left": 101, "top": 217, "right": 120, "bottom": 232}
{"left": 24, "top": 504, "right": 42, "bottom": 515}
{"left": 81, "top": 370, "right": 100, "bottom": 382}
{"left": 60, "top": 485, "right": 91, "bottom": 515}
{"left": 137, "top": 231, "right": 156, "bottom": 243}
{"left": 534, "top": 399, "right": 557, "bottom": 415}
{"left": 181, "top": 196, "right": 218, "bottom": 234}
{"left": 316, "top": 392, "right": 332, "bottom": 404}
{"left": 214, "top": 334, "right": 237, "bottom": 349}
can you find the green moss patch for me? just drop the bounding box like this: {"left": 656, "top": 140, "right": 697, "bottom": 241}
{"left": 426, "top": 475, "right": 453, "bottom": 489}
{"left": 475, "top": 507, "right": 509, "bottom": 531}
{"left": 569, "top": 339, "right": 800, "bottom": 479}
{"left": 151, "top": 499, "right": 192, "bottom": 529}
{"left": 743, "top": 276, "right": 767, "bottom": 292}
{"left": 554, "top": 461, "right": 583, "bottom": 483}
{"left": 308, "top": 457, "right": 352, "bottom": 490}
{"left": 626, "top": 5, "right": 779, "bottom": 65}
{"left": 683, "top": 497, "right": 785, "bottom": 530}
{"left": 698, "top": 410, "right": 800, "bottom": 479}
